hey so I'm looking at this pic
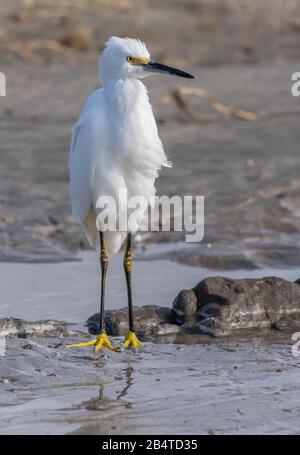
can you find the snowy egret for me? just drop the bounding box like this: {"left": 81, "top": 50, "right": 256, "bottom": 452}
{"left": 66, "top": 37, "right": 194, "bottom": 352}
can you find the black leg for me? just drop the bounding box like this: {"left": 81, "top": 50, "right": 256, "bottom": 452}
{"left": 124, "top": 233, "right": 134, "bottom": 332}
{"left": 123, "top": 234, "right": 142, "bottom": 348}
{"left": 99, "top": 231, "right": 109, "bottom": 332}
{"left": 65, "top": 231, "right": 119, "bottom": 351}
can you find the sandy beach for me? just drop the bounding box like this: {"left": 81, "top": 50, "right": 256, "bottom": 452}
{"left": 1, "top": 0, "right": 300, "bottom": 435}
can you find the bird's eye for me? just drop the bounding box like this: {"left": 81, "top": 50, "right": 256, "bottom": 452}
{"left": 127, "top": 56, "right": 134, "bottom": 63}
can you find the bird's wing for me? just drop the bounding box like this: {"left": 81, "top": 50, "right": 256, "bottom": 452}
{"left": 68, "top": 88, "right": 102, "bottom": 170}
{"left": 69, "top": 122, "right": 94, "bottom": 224}
{"left": 69, "top": 90, "right": 102, "bottom": 225}
{"left": 68, "top": 93, "right": 126, "bottom": 254}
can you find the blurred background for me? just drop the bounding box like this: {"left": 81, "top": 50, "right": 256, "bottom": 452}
{"left": 1, "top": 0, "right": 300, "bottom": 270}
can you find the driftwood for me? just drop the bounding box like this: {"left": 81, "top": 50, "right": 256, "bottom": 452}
{"left": 172, "top": 86, "right": 300, "bottom": 123}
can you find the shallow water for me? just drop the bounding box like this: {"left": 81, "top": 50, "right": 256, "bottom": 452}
{"left": 0, "top": 248, "right": 299, "bottom": 328}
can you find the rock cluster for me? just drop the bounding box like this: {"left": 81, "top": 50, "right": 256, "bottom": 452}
{"left": 88, "top": 276, "right": 300, "bottom": 337}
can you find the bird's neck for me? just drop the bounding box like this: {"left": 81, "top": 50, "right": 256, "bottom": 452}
{"left": 103, "top": 78, "right": 149, "bottom": 114}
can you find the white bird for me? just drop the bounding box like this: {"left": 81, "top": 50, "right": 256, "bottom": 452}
{"left": 66, "top": 37, "right": 194, "bottom": 352}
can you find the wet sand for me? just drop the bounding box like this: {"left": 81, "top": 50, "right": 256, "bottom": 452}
{"left": 1, "top": 1, "right": 300, "bottom": 269}
{"left": 1, "top": 62, "right": 300, "bottom": 268}
{"left": 0, "top": 252, "right": 300, "bottom": 435}
{"left": 1, "top": 334, "right": 300, "bottom": 435}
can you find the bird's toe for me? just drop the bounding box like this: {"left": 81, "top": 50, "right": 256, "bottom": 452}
{"left": 94, "top": 331, "right": 121, "bottom": 352}
{"left": 65, "top": 339, "right": 97, "bottom": 348}
{"left": 123, "top": 331, "right": 143, "bottom": 349}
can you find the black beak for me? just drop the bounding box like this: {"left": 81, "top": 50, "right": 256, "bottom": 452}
{"left": 142, "top": 60, "right": 194, "bottom": 79}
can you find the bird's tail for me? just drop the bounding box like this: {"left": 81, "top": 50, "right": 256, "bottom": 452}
{"left": 83, "top": 207, "right": 127, "bottom": 255}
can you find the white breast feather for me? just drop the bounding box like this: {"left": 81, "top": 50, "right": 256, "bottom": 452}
{"left": 69, "top": 80, "right": 171, "bottom": 254}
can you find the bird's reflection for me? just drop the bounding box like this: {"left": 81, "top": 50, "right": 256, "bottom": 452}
{"left": 80, "top": 366, "right": 134, "bottom": 412}
{"left": 116, "top": 366, "right": 134, "bottom": 400}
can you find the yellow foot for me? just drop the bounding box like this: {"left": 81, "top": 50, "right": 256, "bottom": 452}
{"left": 65, "top": 331, "right": 120, "bottom": 352}
{"left": 123, "top": 331, "right": 143, "bottom": 349}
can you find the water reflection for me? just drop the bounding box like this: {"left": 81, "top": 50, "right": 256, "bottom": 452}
{"left": 69, "top": 365, "right": 135, "bottom": 434}
{"left": 80, "top": 365, "right": 134, "bottom": 412}
{"left": 116, "top": 366, "right": 134, "bottom": 400}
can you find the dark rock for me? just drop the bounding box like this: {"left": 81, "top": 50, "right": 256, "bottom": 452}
{"left": 171, "top": 289, "right": 198, "bottom": 325}
{"left": 295, "top": 279, "right": 300, "bottom": 285}
{"left": 87, "top": 305, "right": 175, "bottom": 337}
{"left": 0, "top": 317, "right": 81, "bottom": 338}
{"left": 194, "top": 276, "right": 234, "bottom": 306}
{"left": 88, "top": 276, "right": 300, "bottom": 339}
{"left": 190, "top": 276, "right": 300, "bottom": 336}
